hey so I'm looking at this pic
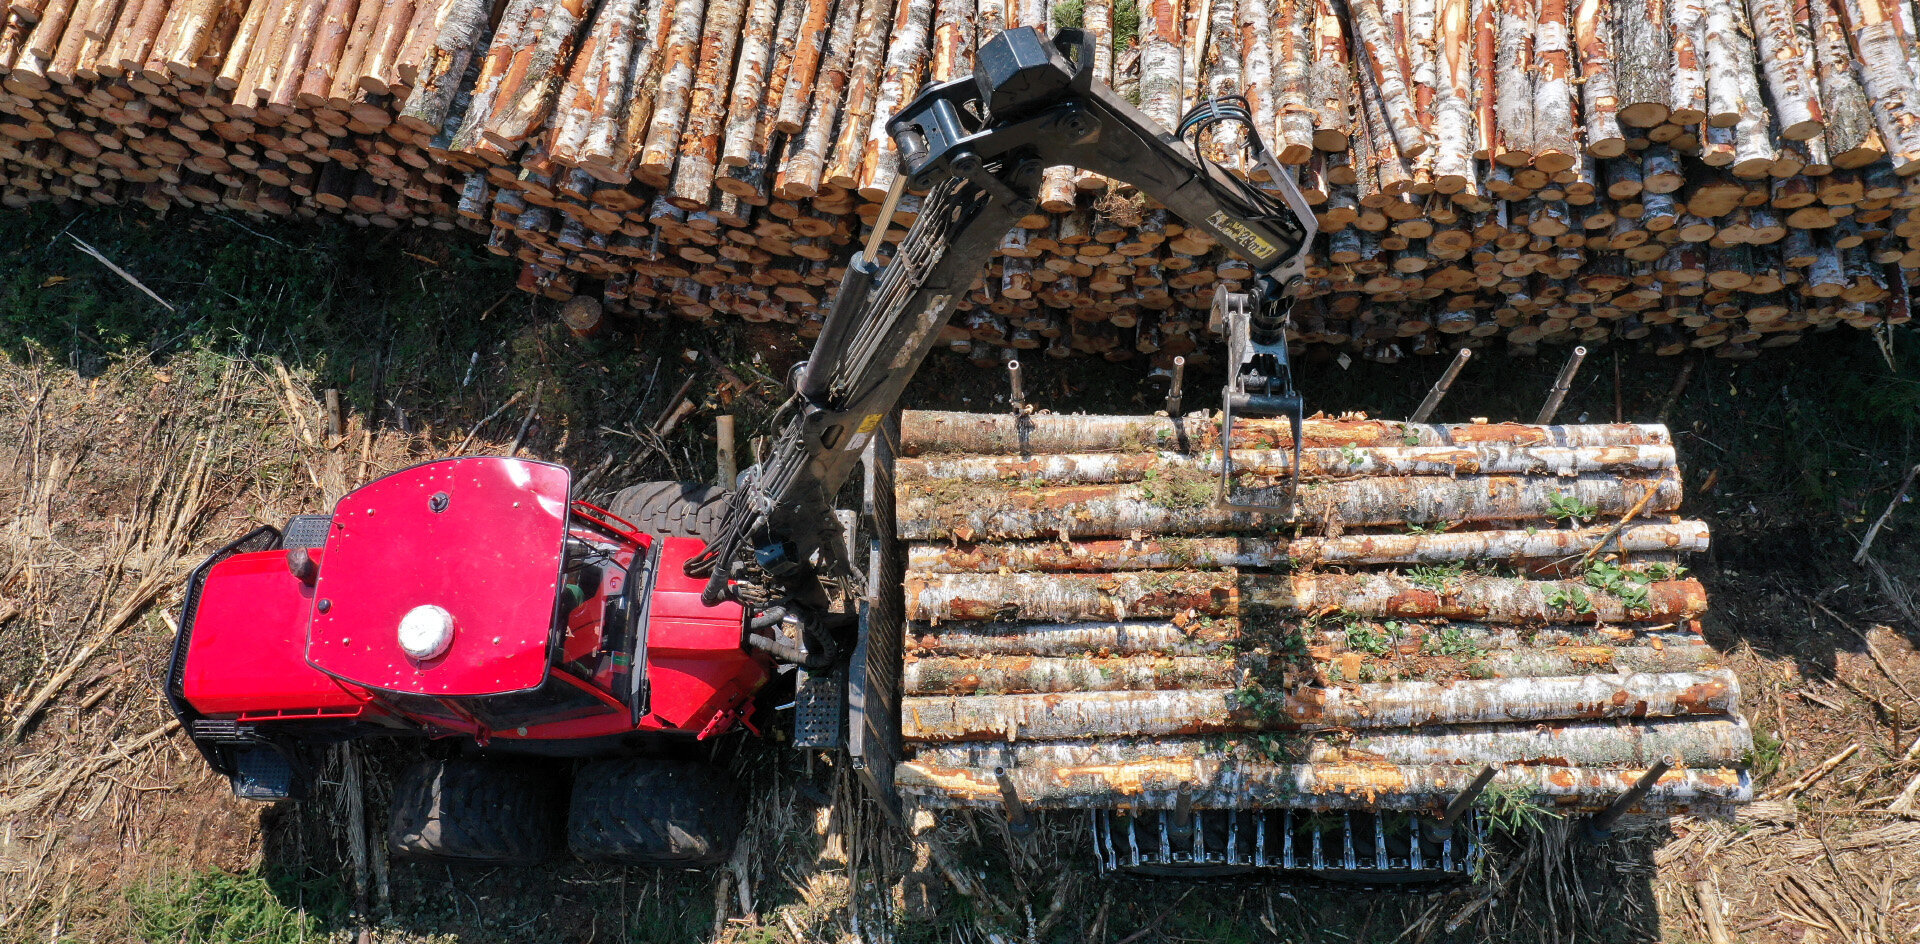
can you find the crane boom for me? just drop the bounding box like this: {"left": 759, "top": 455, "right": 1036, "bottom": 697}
{"left": 686, "top": 28, "right": 1318, "bottom": 664}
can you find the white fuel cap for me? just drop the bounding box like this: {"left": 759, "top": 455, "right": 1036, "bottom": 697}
{"left": 397, "top": 604, "right": 455, "bottom": 660}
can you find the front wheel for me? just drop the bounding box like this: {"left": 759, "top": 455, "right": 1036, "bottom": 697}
{"left": 604, "top": 481, "right": 730, "bottom": 542}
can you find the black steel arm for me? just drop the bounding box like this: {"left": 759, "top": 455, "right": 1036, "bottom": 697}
{"left": 685, "top": 27, "right": 1317, "bottom": 655}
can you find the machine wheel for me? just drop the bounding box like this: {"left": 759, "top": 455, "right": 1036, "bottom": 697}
{"left": 567, "top": 758, "right": 743, "bottom": 866}
{"left": 605, "top": 481, "right": 730, "bottom": 541}
{"left": 387, "top": 758, "right": 562, "bottom": 865}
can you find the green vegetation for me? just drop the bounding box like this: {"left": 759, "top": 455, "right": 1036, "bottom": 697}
{"left": 1112, "top": 0, "right": 1140, "bottom": 47}
{"left": 1746, "top": 727, "right": 1786, "bottom": 781}
{"left": 1546, "top": 584, "right": 1595, "bottom": 615}
{"left": 1547, "top": 492, "right": 1599, "bottom": 523}
{"left": 128, "top": 869, "right": 343, "bottom": 944}
{"left": 1642, "top": 561, "right": 1688, "bottom": 580}
{"left": 1408, "top": 560, "right": 1471, "bottom": 590}
{"left": 1138, "top": 464, "right": 1215, "bottom": 509}
{"left": 1422, "top": 625, "right": 1482, "bottom": 658}
{"left": 1583, "top": 560, "right": 1653, "bottom": 614}
{"left": 1478, "top": 782, "right": 1563, "bottom": 834}
{"left": 1051, "top": 0, "right": 1084, "bottom": 27}
{"left": 1343, "top": 622, "right": 1392, "bottom": 655}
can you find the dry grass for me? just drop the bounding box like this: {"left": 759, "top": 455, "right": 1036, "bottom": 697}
{"left": 0, "top": 347, "right": 495, "bottom": 942}
{"left": 3, "top": 327, "right": 1919, "bottom": 943}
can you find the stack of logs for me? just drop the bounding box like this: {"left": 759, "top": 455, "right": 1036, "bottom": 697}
{"left": 887, "top": 410, "right": 1752, "bottom": 814}
{"left": 3, "top": 0, "right": 1919, "bottom": 361}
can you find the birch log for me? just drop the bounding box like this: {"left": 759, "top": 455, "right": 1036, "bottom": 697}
{"left": 771, "top": 0, "right": 829, "bottom": 132}
{"left": 545, "top": 0, "right": 642, "bottom": 165}
{"left": 902, "top": 570, "right": 1708, "bottom": 623}
{"left": 1070, "top": 0, "right": 1104, "bottom": 186}
{"left": 1746, "top": 0, "right": 1822, "bottom": 138}
{"left": 1531, "top": 0, "right": 1577, "bottom": 171}
{"left": 606, "top": 0, "right": 675, "bottom": 178}
{"left": 1272, "top": 0, "right": 1315, "bottom": 161}
{"left": 896, "top": 412, "right": 1673, "bottom": 454}
{"left": 717, "top": 0, "right": 778, "bottom": 168}
{"left": 1810, "top": 0, "right": 1877, "bottom": 166}
{"left": 633, "top": 0, "right": 709, "bottom": 185}
{"left": 905, "top": 521, "right": 1711, "bottom": 571}
{"left": 897, "top": 472, "right": 1683, "bottom": 539}
{"left": 857, "top": 0, "right": 931, "bottom": 199}
{"left": 665, "top": 0, "right": 747, "bottom": 205}
{"left": 1352, "top": 0, "right": 1429, "bottom": 157}
{"left": 1666, "top": 0, "right": 1705, "bottom": 123}
{"left": 820, "top": 0, "right": 888, "bottom": 190}
{"left": 1140, "top": 0, "right": 1184, "bottom": 130}
{"left": 445, "top": 0, "right": 535, "bottom": 156}
{"left": 1839, "top": 0, "right": 1920, "bottom": 173}
{"left": 773, "top": 0, "right": 855, "bottom": 196}
{"left": 1494, "top": 0, "right": 1534, "bottom": 164}
{"left": 1612, "top": 0, "right": 1670, "bottom": 126}
{"left": 1309, "top": 0, "right": 1351, "bottom": 151}
{"left": 1573, "top": 0, "right": 1624, "bottom": 157}
{"left": 1431, "top": 0, "right": 1476, "bottom": 188}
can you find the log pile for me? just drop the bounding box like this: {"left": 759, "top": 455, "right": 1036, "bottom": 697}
{"left": 888, "top": 409, "right": 1752, "bottom": 814}
{"left": 3, "top": 0, "right": 1919, "bottom": 360}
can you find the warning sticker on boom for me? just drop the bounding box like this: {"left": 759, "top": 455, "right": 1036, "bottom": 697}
{"left": 1207, "top": 211, "right": 1279, "bottom": 260}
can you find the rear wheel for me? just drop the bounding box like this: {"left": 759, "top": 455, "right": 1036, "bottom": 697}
{"left": 605, "top": 481, "right": 730, "bottom": 541}
{"left": 386, "top": 758, "right": 562, "bottom": 865}
{"left": 567, "top": 758, "right": 743, "bottom": 866}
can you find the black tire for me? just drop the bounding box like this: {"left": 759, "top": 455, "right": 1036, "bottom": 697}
{"left": 604, "top": 481, "right": 731, "bottom": 541}
{"left": 387, "top": 758, "right": 562, "bottom": 865}
{"left": 567, "top": 758, "right": 743, "bottom": 866}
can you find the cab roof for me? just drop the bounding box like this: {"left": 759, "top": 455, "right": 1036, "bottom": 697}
{"left": 306, "top": 457, "right": 572, "bottom": 697}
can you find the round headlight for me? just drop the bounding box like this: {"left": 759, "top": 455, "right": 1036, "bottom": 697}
{"left": 397, "top": 604, "right": 455, "bottom": 660}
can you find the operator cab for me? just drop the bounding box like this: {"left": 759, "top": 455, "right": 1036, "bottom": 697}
{"left": 173, "top": 458, "right": 770, "bottom": 800}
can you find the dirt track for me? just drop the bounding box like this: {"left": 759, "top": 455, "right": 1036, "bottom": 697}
{"left": 2, "top": 205, "right": 1920, "bottom": 943}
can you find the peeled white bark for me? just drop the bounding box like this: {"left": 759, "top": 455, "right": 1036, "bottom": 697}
{"left": 1746, "top": 0, "right": 1823, "bottom": 138}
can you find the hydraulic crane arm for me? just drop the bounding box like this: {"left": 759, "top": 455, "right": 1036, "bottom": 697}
{"left": 686, "top": 27, "right": 1318, "bottom": 661}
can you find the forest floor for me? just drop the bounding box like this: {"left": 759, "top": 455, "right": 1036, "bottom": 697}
{"left": 2, "top": 202, "right": 1920, "bottom": 944}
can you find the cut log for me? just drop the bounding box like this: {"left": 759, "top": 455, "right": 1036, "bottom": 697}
{"left": 1531, "top": 0, "right": 1577, "bottom": 171}
{"left": 855, "top": 0, "right": 931, "bottom": 199}
{"left": 1573, "top": 0, "right": 1624, "bottom": 157}
{"left": 897, "top": 668, "right": 1736, "bottom": 738}
{"left": 773, "top": 0, "right": 856, "bottom": 196}
{"left": 896, "top": 442, "right": 1682, "bottom": 483}
{"left": 1746, "top": 0, "right": 1822, "bottom": 139}
{"left": 772, "top": 0, "right": 831, "bottom": 131}
{"left": 1612, "top": 0, "right": 1670, "bottom": 126}
{"left": 632, "top": 0, "right": 709, "bottom": 183}
{"left": 896, "top": 411, "right": 1672, "bottom": 455}
{"left": 1667, "top": 0, "right": 1705, "bottom": 122}
{"left": 1352, "top": 0, "right": 1430, "bottom": 157}
{"left": 1810, "top": 0, "right": 1877, "bottom": 165}
{"left": 905, "top": 520, "right": 1711, "bottom": 571}
{"left": 819, "top": 0, "right": 887, "bottom": 189}
{"left": 1494, "top": 0, "right": 1535, "bottom": 164}
{"left": 716, "top": 0, "right": 778, "bottom": 168}
{"left": 1838, "top": 0, "right": 1920, "bottom": 173}
{"left": 477, "top": 0, "right": 593, "bottom": 153}
{"left": 897, "top": 470, "right": 1683, "bottom": 540}
{"left": 1309, "top": 0, "right": 1352, "bottom": 151}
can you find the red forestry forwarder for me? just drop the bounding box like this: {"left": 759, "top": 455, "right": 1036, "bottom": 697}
{"left": 169, "top": 28, "right": 1749, "bottom": 875}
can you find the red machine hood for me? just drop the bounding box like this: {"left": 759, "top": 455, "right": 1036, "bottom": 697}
{"left": 306, "top": 457, "right": 573, "bottom": 697}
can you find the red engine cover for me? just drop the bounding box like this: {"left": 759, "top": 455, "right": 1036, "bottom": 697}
{"left": 306, "top": 458, "right": 572, "bottom": 697}
{"left": 182, "top": 549, "right": 370, "bottom": 714}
